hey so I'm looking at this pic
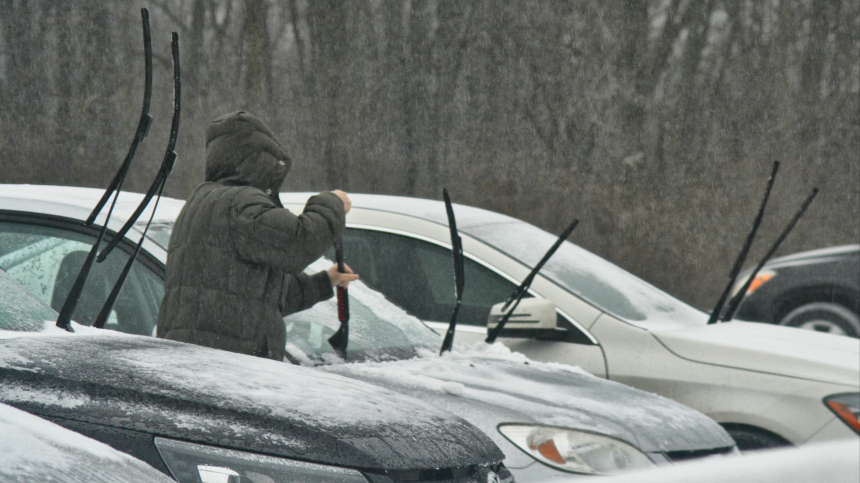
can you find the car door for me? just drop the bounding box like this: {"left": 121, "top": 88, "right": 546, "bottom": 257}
{"left": 336, "top": 227, "right": 608, "bottom": 376}
{"left": 0, "top": 214, "right": 164, "bottom": 336}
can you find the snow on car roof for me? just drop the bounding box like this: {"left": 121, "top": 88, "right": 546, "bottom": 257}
{"left": 0, "top": 184, "right": 184, "bottom": 228}
{"left": 0, "top": 402, "right": 173, "bottom": 482}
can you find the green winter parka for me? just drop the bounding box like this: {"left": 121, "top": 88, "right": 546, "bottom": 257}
{"left": 156, "top": 111, "right": 345, "bottom": 360}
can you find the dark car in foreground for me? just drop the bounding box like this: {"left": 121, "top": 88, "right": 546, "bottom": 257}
{"left": 0, "top": 268, "right": 510, "bottom": 483}
{"left": 731, "top": 245, "right": 860, "bottom": 337}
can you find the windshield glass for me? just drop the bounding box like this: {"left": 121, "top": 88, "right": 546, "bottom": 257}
{"left": 135, "top": 221, "right": 173, "bottom": 250}
{"left": 0, "top": 269, "right": 58, "bottom": 332}
{"left": 461, "top": 220, "right": 708, "bottom": 329}
{"left": 284, "top": 259, "right": 442, "bottom": 364}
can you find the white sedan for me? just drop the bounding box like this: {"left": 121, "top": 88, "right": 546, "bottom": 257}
{"left": 277, "top": 192, "right": 860, "bottom": 451}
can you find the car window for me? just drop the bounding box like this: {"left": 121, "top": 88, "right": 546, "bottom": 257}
{"left": 284, "top": 259, "right": 441, "bottom": 363}
{"left": 334, "top": 229, "right": 522, "bottom": 327}
{"left": 0, "top": 221, "right": 164, "bottom": 336}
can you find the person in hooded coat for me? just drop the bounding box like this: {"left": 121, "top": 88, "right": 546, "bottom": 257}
{"left": 157, "top": 111, "right": 357, "bottom": 360}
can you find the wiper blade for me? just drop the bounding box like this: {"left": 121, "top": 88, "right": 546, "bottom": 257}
{"left": 440, "top": 188, "right": 464, "bottom": 355}
{"left": 56, "top": 8, "right": 153, "bottom": 331}
{"left": 94, "top": 32, "right": 181, "bottom": 329}
{"left": 722, "top": 188, "right": 818, "bottom": 322}
{"left": 85, "top": 9, "right": 154, "bottom": 226}
{"left": 486, "top": 218, "right": 578, "bottom": 344}
{"left": 707, "top": 161, "right": 779, "bottom": 325}
{"left": 97, "top": 32, "right": 181, "bottom": 264}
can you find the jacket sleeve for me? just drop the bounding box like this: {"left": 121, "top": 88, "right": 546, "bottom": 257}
{"left": 229, "top": 189, "right": 345, "bottom": 273}
{"left": 280, "top": 270, "right": 335, "bottom": 316}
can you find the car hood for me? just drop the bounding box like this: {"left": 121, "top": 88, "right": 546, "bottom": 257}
{"left": 322, "top": 344, "right": 735, "bottom": 454}
{"left": 652, "top": 322, "right": 860, "bottom": 386}
{"left": 0, "top": 333, "right": 502, "bottom": 471}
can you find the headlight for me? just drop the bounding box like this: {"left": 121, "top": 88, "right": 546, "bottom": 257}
{"left": 154, "top": 437, "right": 369, "bottom": 483}
{"left": 498, "top": 424, "right": 655, "bottom": 475}
{"left": 731, "top": 270, "right": 776, "bottom": 297}
{"left": 824, "top": 393, "right": 860, "bottom": 435}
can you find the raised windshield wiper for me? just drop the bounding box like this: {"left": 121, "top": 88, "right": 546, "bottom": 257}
{"left": 721, "top": 188, "right": 818, "bottom": 322}
{"left": 485, "top": 218, "right": 578, "bottom": 345}
{"left": 94, "top": 31, "right": 181, "bottom": 329}
{"left": 707, "top": 161, "right": 779, "bottom": 325}
{"left": 56, "top": 8, "right": 153, "bottom": 331}
{"left": 439, "top": 188, "right": 465, "bottom": 355}
{"left": 96, "top": 32, "right": 180, "bottom": 264}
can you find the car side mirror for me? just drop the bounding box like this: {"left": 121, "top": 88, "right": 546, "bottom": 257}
{"left": 487, "top": 298, "right": 566, "bottom": 340}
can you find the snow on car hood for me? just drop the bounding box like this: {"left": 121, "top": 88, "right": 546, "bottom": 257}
{"left": 322, "top": 342, "right": 735, "bottom": 454}
{"left": 0, "top": 402, "right": 174, "bottom": 483}
{"left": 652, "top": 322, "right": 860, "bottom": 387}
{"left": 0, "top": 331, "right": 502, "bottom": 471}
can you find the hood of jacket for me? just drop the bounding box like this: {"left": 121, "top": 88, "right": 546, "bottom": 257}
{"left": 205, "top": 111, "right": 291, "bottom": 206}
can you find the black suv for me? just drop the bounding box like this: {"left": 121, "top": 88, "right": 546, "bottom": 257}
{"left": 732, "top": 245, "right": 860, "bottom": 338}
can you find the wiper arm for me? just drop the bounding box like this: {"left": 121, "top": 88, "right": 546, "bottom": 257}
{"left": 707, "top": 161, "right": 779, "bottom": 325}
{"left": 722, "top": 188, "right": 818, "bottom": 322}
{"left": 486, "top": 218, "right": 578, "bottom": 344}
{"left": 440, "top": 188, "right": 464, "bottom": 355}
{"left": 56, "top": 8, "right": 153, "bottom": 331}
{"left": 94, "top": 32, "right": 181, "bottom": 329}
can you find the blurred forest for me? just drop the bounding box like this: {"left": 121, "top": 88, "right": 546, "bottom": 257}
{"left": 1, "top": 0, "right": 858, "bottom": 310}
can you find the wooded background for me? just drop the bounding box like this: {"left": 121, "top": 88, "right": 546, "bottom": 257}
{"left": 2, "top": 0, "right": 858, "bottom": 310}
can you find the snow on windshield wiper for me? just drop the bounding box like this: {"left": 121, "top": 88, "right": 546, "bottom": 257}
{"left": 56, "top": 8, "right": 153, "bottom": 331}
{"left": 94, "top": 31, "right": 181, "bottom": 329}
{"left": 485, "top": 218, "right": 578, "bottom": 345}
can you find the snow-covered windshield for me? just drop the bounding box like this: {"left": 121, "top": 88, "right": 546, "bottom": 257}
{"left": 460, "top": 218, "right": 707, "bottom": 329}
{"left": 284, "top": 259, "right": 442, "bottom": 364}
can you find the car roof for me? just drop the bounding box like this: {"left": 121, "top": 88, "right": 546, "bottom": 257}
{"left": 0, "top": 401, "right": 174, "bottom": 482}
{"left": 280, "top": 192, "right": 523, "bottom": 232}
{"left": 0, "top": 184, "right": 184, "bottom": 229}
{"left": 764, "top": 244, "right": 860, "bottom": 267}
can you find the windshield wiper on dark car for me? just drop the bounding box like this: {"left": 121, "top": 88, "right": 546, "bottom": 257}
{"left": 56, "top": 9, "right": 181, "bottom": 331}
{"left": 94, "top": 31, "right": 181, "bottom": 329}
{"left": 56, "top": 8, "right": 154, "bottom": 331}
